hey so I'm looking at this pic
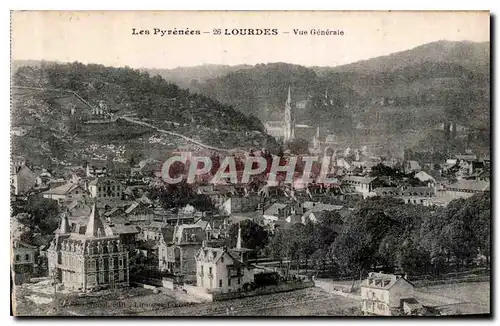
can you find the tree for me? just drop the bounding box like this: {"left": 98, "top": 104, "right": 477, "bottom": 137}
{"left": 332, "top": 208, "right": 393, "bottom": 282}
{"left": 226, "top": 220, "right": 269, "bottom": 253}
{"left": 13, "top": 196, "right": 60, "bottom": 237}
{"left": 288, "top": 138, "right": 310, "bottom": 155}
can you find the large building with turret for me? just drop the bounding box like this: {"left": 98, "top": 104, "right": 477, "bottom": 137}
{"left": 47, "top": 203, "right": 130, "bottom": 292}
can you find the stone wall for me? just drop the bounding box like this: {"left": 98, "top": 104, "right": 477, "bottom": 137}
{"left": 183, "top": 284, "right": 213, "bottom": 301}
{"left": 182, "top": 281, "right": 314, "bottom": 302}
{"left": 213, "top": 281, "right": 315, "bottom": 301}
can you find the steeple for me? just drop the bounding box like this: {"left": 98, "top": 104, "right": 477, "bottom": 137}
{"left": 236, "top": 223, "right": 242, "bottom": 250}
{"left": 286, "top": 85, "right": 292, "bottom": 106}
{"left": 85, "top": 203, "right": 106, "bottom": 237}
{"left": 58, "top": 213, "right": 70, "bottom": 234}
{"left": 284, "top": 85, "right": 295, "bottom": 142}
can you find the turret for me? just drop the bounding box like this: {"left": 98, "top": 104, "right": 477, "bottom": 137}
{"left": 58, "top": 213, "right": 70, "bottom": 234}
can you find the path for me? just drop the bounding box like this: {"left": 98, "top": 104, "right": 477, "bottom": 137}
{"left": 13, "top": 85, "right": 239, "bottom": 154}
{"left": 120, "top": 116, "right": 237, "bottom": 154}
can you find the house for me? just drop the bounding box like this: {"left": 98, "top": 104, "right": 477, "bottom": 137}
{"left": 88, "top": 178, "right": 123, "bottom": 199}
{"left": 158, "top": 224, "right": 207, "bottom": 277}
{"left": 47, "top": 205, "right": 130, "bottom": 292}
{"left": 103, "top": 222, "right": 140, "bottom": 254}
{"left": 125, "top": 202, "right": 155, "bottom": 221}
{"left": 361, "top": 272, "right": 415, "bottom": 316}
{"left": 86, "top": 164, "right": 108, "bottom": 178}
{"left": 42, "top": 182, "right": 90, "bottom": 202}
{"left": 341, "top": 176, "right": 377, "bottom": 197}
{"left": 414, "top": 171, "right": 436, "bottom": 188}
{"left": 263, "top": 203, "right": 292, "bottom": 222}
{"left": 138, "top": 221, "right": 173, "bottom": 242}
{"left": 229, "top": 211, "right": 265, "bottom": 226}
{"left": 218, "top": 195, "right": 261, "bottom": 215}
{"left": 445, "top": 180, "right": 490, "bottom": 199}
{"left": 300, "top": 203, "right": 344, "bottom": 224}
{"left": 102, "top": 207, "right": 126, "bottom": 223}
{"left": 130, "top": 159, "right": 162, "bottom": 177}
{"left": 194, "top": 242, "right": 255, "bottom": 294}
{"left": 12, "top": 240, "right": 38, "bottom": 284}
{"left": 404, "top": 161, "right": 422, "bottom": 174}
{"left": 11, "top": 165, "right": 37, "bottom": 196}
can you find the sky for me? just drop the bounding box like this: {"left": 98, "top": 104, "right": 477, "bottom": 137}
{"left": 11, "top": 11, "right": 490, "bottom": 69}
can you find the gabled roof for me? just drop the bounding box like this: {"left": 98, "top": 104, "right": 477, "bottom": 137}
{"left": 196, "top": 246, "right": 241, "bottom": 264}
{"left": 12, "top": 240, "right": 38, "bottom": 249}
{"left": 105, "top": 223, "right": 139, "bottom": 235}
{"left": 125, "top": 202, "right": 140, "bottom": 214}
{"left": 361, "top": 272, "right": 413, "bottom": 290}
{"left": 263, "top": 203, "right": 289, "bottom": 216}
{"left": 414, "top": 171, "right": 435, "bottom": 182}
{"left": 173, "top": 224, "right": 205, "bottom": 244}
{"left": 42, "top": 182, "right": 87, "bottom": 196}
{"left": 104, "top": 207, "right": 123, "bottom": 217}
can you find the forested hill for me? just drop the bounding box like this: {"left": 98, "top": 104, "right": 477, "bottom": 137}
{"left": 11, "top": 62, "right": 279, "bottom": 169}
{"left": 174, "top": 41, "right": 489, "bottom": 156}
{"left": 12, "top": 61, "right": 264, "bottom": 132}
{"left": 140, "top": 64, "right": 253, "bottom": 90}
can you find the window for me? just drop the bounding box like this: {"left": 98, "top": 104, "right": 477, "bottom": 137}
{"left": 219, "top": 279, "right": 222, "bottom": 287}
{"left": 221, "top": 256, "right": 224, "bottom": 263}
{"left": 228, "top": 278, "right": 231, "bottom": 286}
{"left": 209, "top": 267, "right": 212, "bottom": 274}
{"left": 15, "top": 254, "right": 20, "bottom": 261}
{"left": 238, "top": 278, "right": 241, "bottom": 285}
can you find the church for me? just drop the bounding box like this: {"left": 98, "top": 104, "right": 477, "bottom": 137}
{"left": 264, "top": 86, "right": 327, "bottom": 150}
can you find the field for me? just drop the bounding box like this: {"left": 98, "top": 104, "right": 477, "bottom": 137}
{"left": 416, "top": 282, "right": 490, "bottom": 315}
{"left": 138, "top": 288, "right": 361, "bottom": 316}
{"left": 13, "top": 280, "right": 489, "bottom": 316}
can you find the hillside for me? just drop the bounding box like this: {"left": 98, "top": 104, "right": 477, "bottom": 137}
{"left": 184, "top": 41, "right": 489, "bottom": 156}
{"left": 11, "top": 62, "right": 279, "bottom": 168}
{"left": 141, "top": 64, "right": 253, "bottom": 90}
{"left": 313, "top": 40, "right": 490, "bottom": 75}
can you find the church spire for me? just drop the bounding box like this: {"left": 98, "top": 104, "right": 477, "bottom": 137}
{"left": 286, "top": 85, "right": 292, "bottom": 105}
{"left": 284, "top": 85, "right": 294, "bottom": 142}
{"left": 236, "top": 223, "right": 242, "bottom": 250}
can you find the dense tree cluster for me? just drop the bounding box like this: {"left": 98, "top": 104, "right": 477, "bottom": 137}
{"left": 259, "top": 193, "right": 490, "bottom": 280}
{"left": 11, "top": 196, "right": 60, "bottom": 246}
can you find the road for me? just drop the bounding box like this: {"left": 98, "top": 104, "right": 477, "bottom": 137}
{"left": 119, "top": 116, "right": 237, "bottom": 154}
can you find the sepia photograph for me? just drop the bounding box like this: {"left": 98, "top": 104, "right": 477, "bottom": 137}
{"left": 9, "top": 10, "right": 491, "bottom": 317}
